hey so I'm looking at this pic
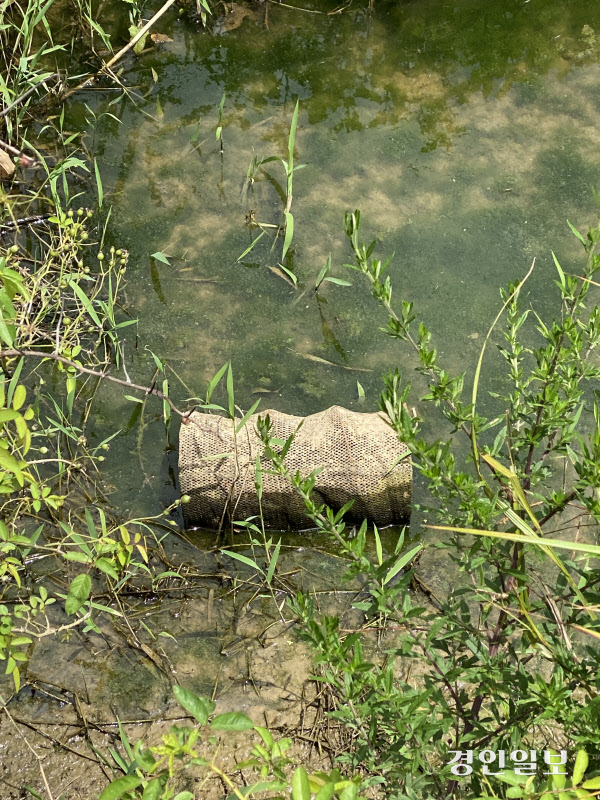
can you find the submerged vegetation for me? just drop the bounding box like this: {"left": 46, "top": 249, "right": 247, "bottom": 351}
{"left": 2, "top": 0, "right": 600, "bottom": 798}
{"left": 95, "top": 208, "right": 600, "bottom": 799}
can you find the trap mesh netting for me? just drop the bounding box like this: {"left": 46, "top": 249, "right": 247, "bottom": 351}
{"left": 178, "top": 405, "right": 412, "bottom": 530}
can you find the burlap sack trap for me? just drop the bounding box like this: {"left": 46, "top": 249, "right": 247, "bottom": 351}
{"left": 179, "top": 405, "right": 412, "bottom": 530}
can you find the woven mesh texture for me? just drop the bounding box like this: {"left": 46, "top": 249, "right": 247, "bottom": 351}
{"left": 179, "top": 406, "right": 412, "bottom": 530}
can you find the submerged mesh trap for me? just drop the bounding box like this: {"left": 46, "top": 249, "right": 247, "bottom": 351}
{"left": 178, "top": 405, "right": 412, "bottom": 530}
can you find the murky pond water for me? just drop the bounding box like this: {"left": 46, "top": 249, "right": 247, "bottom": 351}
{"left": 64, "top": 0, "right": 600, "bottom": 524}
{"left": 7, "top": 0, "right": 596, "bottom": 740}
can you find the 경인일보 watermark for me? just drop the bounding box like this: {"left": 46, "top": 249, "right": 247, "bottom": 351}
{"left": 447, "top": 749, "right": 567, "bottom": 776}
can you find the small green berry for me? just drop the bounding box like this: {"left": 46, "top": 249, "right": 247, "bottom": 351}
{"left": 81, "top": 232, "right": 88, "bottom": 241}
{"left": 77, "top": 208, "right": 84, "bottom": 217}
{"left": 97, "top": 455, "right": 105, "bottom": 462}
{"left": 86, "top": 210, "right": 93, "bottom": 218}
{"left": 101, "top": 443, "right": 110, "bottom": 450}
{"left": 9, "top": 244, "right": 18, "bottom": 254}
{"left": 116, "top": 249, "right": 122, "bottom": 256}
{"left": 97, "top": 252, "right": 104, "bottom": 261}
{"left": 39, "top": 447, "right": 48, "bottom": 455}
{"left": 181, "top": 494, "right": 191, "bottom": 504}
{"left": 68, "top": 209, "right": 74, "bottom": 218}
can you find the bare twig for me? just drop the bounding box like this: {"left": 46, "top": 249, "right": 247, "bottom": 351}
{"left": 13, "top": 610, "right": 93, "bottom": 638}
{"left": 0, "top": 138, "right": 42, "bottom": 162}
{"left": 9, "top": 715, "right": 103, "bottom": 766}
{"left": 120, "top": 341, "right": 131, "bottom": 383}
{"left": 0, "top": 213, "right": 51, "bottom": 234}
{"left": 0, "top": 139, "right": 25, "bottom": 158}
{"left": 0, "top": 348, "right": 193, "bottom": 420}
{"left": 64, "top": 0, "right": 178, "bottom": 99}
{"left": 266, "top": 0, "right": 324, "bottom": 13}
{"left": 0, "top": 73, "right": 58, "bottom": 119}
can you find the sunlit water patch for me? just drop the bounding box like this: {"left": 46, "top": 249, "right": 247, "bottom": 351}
{"left": 66, "top": 0, "right": 600, "bottom": 522}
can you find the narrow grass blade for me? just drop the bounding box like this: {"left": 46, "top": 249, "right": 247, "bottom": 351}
{"left": 374, "top": 526, "right": 383, "bottom": 566}
{"left": 471, "top": 259, "right": 535, "bottom": 479}
{"left": 236, "top": 230, "right": 265, "bottom": 262}
{"left": 282, "top": 211, "right": 294, "bottom": 261}
{"left": 206, "top": 362, "right": 228, "bottom": 402}
{"left": 315, "top": 254, "right": 331, "bottom": 291}
{"left": 69, "top": 280, "right": 102, "bottom": 327}
{"left": 481, "top": 453, "right": 541, "bottom": 532}
{"left": 266, "top": 538, "right": 281, "bottom": 585}
{"left": 426, "top": 524, "right": 600, "bottom": 557}
{"left": 221, "top": 549, "right": 265, "bottom": 575}
{"left": 226, "top": 362, "right": 234, "bottom": 419}
{"left": 94, "top": 157, "right": 103, "bottom": 209}
{"left": 383, "top": 544, "right": 422, "bottom": 585}
{"left": 235, "top": 399, "right": 261, "bottom": 434}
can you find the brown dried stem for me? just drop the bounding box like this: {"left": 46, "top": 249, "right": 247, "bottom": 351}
{"left": 0, "top": 348, "right": 194, "bottom": 420}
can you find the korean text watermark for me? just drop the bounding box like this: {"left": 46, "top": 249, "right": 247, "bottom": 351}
{"left": 447, "top": 750, "right": 567, "bottom": 777}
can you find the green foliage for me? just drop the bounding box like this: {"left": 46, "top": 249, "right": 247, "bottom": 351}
{"left": 101, "top": 687, "right": 366, "bottom": 800}
{"left": 0, "top": 0, "right": 65, "bottom": 139}
{"left": 172, "top": 686, "right": 215, "bottom": 725}
{"left": 3, "top": 5, "right": 600, "bottom": 796}
{"left": 279, "top": 99, "right": 304, "bottom": 265}
{"left": 315, "top": 254, "right": 352, "bottom": 292}
{"left": 344, "top": 207, "right": 600, "bottom": 529}
{"left": 216, "top": 91, "right": 226, "bottom": 149}
{"left": 195, "top": 0, "right": 212, "bottom": 27}
{"left": 0, "top": 207, "right": 190, "bottom": 691}
{"left": 244, "top": 210, "right": 600, "bottom": 798}
{"left": 238, "top": 101, "right": 305, "bottom": 274}
{"left": 64, "top": 573, "right": 91, "bottom": 615}
{"left": 470, "top": 747, "right": 598, "bottom": 799}
{"left": 242, "top": 154, "right": 280, "bottom": 200}
{"left": 0, "top": 259, "right": 29, "bottom": 347}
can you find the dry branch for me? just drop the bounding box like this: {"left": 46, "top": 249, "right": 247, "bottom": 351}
{"left": 64, "top": 0, "right": 178, "bottom": 99}
{"left": 0, "top": 348, "right": 193, "bottom": 420}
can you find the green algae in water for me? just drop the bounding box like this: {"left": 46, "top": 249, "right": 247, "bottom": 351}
{"left": 68, "top": 0, "right": 600, "bottom": 519}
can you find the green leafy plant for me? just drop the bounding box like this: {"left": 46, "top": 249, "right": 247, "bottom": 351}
{"left": 238, "top": 101, "right": 305, "bottom": 271}
{"left": 242, "top": 153, "right": 280, "bottom": 202}
{"left": 195, "top": 0, "right": 212, "bottom": 27}
{"left": 100, "top": 686, "right": 367, "bottom": 800}
{"left": 472, "top": 747, "right": 600, "bottom": 799}
{"left": 315, "top": 253, "right": 352, "bottom": 291}
{"left": 235, "top": 208, "right": 600, "bottom": 799}
{"left": 0, "top": 0, "right": 64, "bottom": 139}
{"left": 279, "top": 99, "right": 303, "bottom": 263}
{"left": 216, "top": 91, "right": 226, "bottom": 153}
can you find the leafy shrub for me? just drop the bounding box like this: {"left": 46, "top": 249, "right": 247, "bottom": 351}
{"left": 251, "top": 209, "right": 600, "bottom": 799}
{"left": 100, "top": 686, "right": 367, "bottom": 800}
